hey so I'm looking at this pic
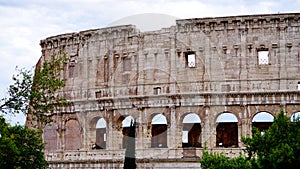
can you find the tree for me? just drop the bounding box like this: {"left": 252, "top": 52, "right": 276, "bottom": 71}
{"left": 242, "top": 110, "right": 300, "bottom": 169}
{"left": 0, "top": 67, "right": 32, "bottom": 115}
{"left": 124, "top": 120, "right": 136, "bottom": 169}
{"left": 0, "top": 115, "right": 48, "bottom": 169}
{"left": 28, "top": 51, "right": 67, "bottom": 127}
{"left": 0, "top": 51, "right": 67, "bottom": 127}
{"left": 0, "top": 51, "right": 68, "bottom": 168}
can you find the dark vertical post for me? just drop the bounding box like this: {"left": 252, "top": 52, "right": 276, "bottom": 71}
{"left": 124, "top": 120, "right": 136, "bottom": 169}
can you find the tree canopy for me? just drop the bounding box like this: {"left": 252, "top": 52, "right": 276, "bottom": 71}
{"left": 0, "top": 51, "right": 67, "bottom": 168}
{"left": 0, "top": 51, "right": 67, "bottom": 127}
{"left": 242, "top": 110, "right": 300, "bottom": 169}
{"left": 0, "top": 116, "right": 48, "bottom": 169}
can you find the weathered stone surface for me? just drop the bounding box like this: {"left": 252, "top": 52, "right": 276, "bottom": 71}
{"left": 36, "top": 13, "right": 300, "bottom": 168}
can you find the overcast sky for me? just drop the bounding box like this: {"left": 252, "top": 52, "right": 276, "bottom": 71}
{"left": 0, "top": 0, "right": 299, "bottom": 125}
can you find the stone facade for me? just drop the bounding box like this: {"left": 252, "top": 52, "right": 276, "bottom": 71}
{"left": 37, "top": 13, "right": 300, "bottom": 168}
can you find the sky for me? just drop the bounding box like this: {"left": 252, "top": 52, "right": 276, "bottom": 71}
{"left": 0, "top": 0, "right": 299, "bottom": 125}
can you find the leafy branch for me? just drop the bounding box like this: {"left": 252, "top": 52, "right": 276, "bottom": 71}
{"left": 0, "top": 51, "right": 68, "bottom": 128}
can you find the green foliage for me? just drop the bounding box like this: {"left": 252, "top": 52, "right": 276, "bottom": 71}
{"left": 29, "top": 51, "right": 68, "bottom": 127}
{"left": 0, "top": 51, "right": 67, "bottom": 168}
{"left": 242, "top": 110, "right": 300, "bottom": 169}
{"left": 0, "top": 67, "right": 32, "bottom": 114}
{"left": 0, "top": 51, "right": 67, "bottom": 127}
{"left": 0, "top": 115, "right": 48, "bottom": 169}
{"left": 201, "top": 110, "right": 300, "bottom": 169}
{"left": 124, "top": 120, "right": 136, "bottom": 169}
{"left": 200, "top": 147, "right": 252, "bottom": 169}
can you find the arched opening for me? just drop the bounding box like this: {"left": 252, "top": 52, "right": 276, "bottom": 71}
{"left": 216, "top": 113, "right": 238, "bottom": 148}
{"left": 151, "top": 114, "right": 168, "bottom": 148}
{"left": 43, "top": 122, "right": 58, "bottom": 151}
{"left": 291, "top": 112, "right": 300, "bottom": 122}
{"left": 122, "top": 116, "right": 134, "bottom": 149}
{"left": 252, "top": 112, "right": 274, "bottom": 134}
{"left": 65, "top": 119, "right": 81, "bottom": 150}
{"left": 94, "top": 118, "right": 106, "bottom": 149}
{"left": 182, "top": 113, "right": 201, "bottom": 147}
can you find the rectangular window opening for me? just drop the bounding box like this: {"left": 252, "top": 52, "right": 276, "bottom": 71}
{"left": 154, "top": 87, "right": 161, "bottom": 95}
{"left": 123, "top": 57, "right": 132, "bottom": 72}
{"left": 96, "top": 91, "right": 102, "bottom": 98}
{"left": 298, "top": 82, "right": 300, "bottom": 90}
{"left": 185, "top": 51, "right": 196, "bottom": 68}
{"left": 258, "top": 50, "right": 269, "bottom": 65}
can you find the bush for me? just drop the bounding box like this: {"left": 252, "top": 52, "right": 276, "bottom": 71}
{"left": 200, "top": 147, "right": 252, "bottom": 169}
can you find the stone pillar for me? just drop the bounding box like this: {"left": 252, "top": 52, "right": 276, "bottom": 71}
{"left": 60, "top": 117, "right": 66, "bottom": 151}
{"left": 169, "top": 106, "right": 177, "bottom": 149}
{"left": 176, "top": 107, "right": 183, "bottom": 149}
{"left": 81, "top": 112, "right": 87, "bottom": 150}
{"left": 56, "top": 114, "right": 64, "bottom": 151}
{"left": 135, "top": 108, "right": 143, "bottom": 150}
{"left": 140, "top": 109, "right": 152, "bottom": 158}
{"left": 203, "top": 106, "right": 214, "bottom": 149}
{"left": 200, "top": 123, "right": 204, "bottom": 148}
{"left": 239, "top": 105, "right": 250, "bottom": 146}
{"left": 238, "top": 122, "right": 243, "bottom": 148}
{"left": 107, "top": 109, "right": 114, "bottom": 150}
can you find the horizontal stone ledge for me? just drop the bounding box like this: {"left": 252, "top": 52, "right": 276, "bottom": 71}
{"left": 176, "top": 13, "right": 300, "bottom": 27}
{"left": 47, "top": 157, "right": 201, "bottom": 164}
{"left": 89, "top": 90, "right": 300, "bottom": 101}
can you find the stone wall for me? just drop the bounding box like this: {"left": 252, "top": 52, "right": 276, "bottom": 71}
{"left": 37, "top": 13, "right": 300, "bottom": 169}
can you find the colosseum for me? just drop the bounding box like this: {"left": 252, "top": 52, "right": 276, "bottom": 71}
{"left": 38, "top": 13, "right": 300, "bottom": 168}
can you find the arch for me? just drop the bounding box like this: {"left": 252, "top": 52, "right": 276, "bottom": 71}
{"left": 96, "top": 118, "right": 107, "bottom": 128}
{"left": 43, "top": 122, "right": 58, "bottom": 151}
{"left": 252, "top": 112, "right": 274, "bottom": 133}
{"left": 183, "top": 113, "right": 201, "bottom": 123}
{"left": 291, "top": 112, "right": 300, "bottom": 122}
{"left": 90, "top": 116, "right": 107, "bottom": 129}
{"left": 121, "top": 116, "right": 134, "bottom": 149}
{"left": 116, "top": 115, "right": 126, "bottom": 129}
{"left": 122, "top": 116, "right": 134, "bottom": 127}
{"left": 252, "top": 112, "right": 274, "bottom": 122}
{"left": 216, "top": 112, "right": 238, "bottom": 148}
{"left": 151, "top": 114, "right": 168, "bottom": 148}
{"left": 152, "top": 114, "right": 167, "bottom": 124}
{"left": 65, "top": 119, "right": 81, "bottom": 150}
{"left": 115, "top": 112, "right": 137, "bottom": 130}
{"left": 182, "top": 113, "right": 202, "bottom": 148}
{"left": 216, "top": 112, "right": 238, "bottom": 123}
{"left": 94, "top": 118, "right": 106, "bottom": 149}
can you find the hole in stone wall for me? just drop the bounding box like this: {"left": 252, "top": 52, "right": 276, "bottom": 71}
{"left": 252, "top": 112, "right": 274, "bottom": 135}
{"left": 153, "top": 87, "right": 161, "bottom": 95}
{"left": 182, "top": 113, "right": 202, "bottom": 148}
{"left": 258, "top": 50, "right": 270, "bottom": 65}
{"left": 123, "top": 57, "right": 131, "bottom": 71}
{"left": 216, "top": 113, "right": 238, "bottom": 148}
{"left": 94, "top": 118, "right": 106, "bottom": 149}
{"left": 184, "top": 51, "right": 196, "bottom": 68}
{"left": 122, "top": 116, "right": 134, "bottom": 149}
{"left": 151, "top": 114, "right": 168, "bottom": 148}
{"left": 291, "top": 112, "right": 300, "bottom": 122}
